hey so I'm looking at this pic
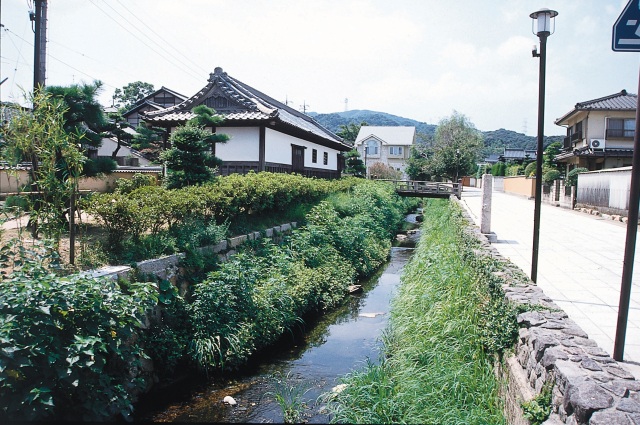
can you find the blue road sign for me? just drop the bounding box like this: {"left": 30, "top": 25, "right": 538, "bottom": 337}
{"left": 613, "top": 0, "right": 640, "bottom": 51}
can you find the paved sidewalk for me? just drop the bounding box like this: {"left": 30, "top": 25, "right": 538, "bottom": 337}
{"left": 459, "top": 186, "right": 640, "bottom": 372}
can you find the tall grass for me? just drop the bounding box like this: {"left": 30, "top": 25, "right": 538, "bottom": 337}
{"left": 327, "top": 199, "right": 510, "bottom": 424}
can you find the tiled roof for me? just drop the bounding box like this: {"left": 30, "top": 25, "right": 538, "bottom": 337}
{"left": 354, "top": 126, "right": 416, "bottom": 146}
{"left": 501, "top": 148, "right": 537, "bottom": 161}
{"left": 575, "top": 90, "right": 637, "bottom": 110}
{"left": 141, "top": 67, "right": 348, "bottom": 150}
{"left": 555, "top": 90, "right": 637, "bottom": 125}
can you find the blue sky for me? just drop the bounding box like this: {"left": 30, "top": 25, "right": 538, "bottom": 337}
{"left": 1, "top": 0, "right": 639, "bottom": 136}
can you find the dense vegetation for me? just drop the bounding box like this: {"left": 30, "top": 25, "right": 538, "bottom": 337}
{"left": 1, "top": 178, "right": 417, "bottom": 421}
{"left": 0, "top": 240, "right": 158, "bottom": 421}
{"left": 326, "top": 199, "right": 518, "bottom": 424}
{"left": 156, "top": 181, "right": 417, "bottom": 373}
{"left": 83, "top": 172, "right": 360, "bottom": 264}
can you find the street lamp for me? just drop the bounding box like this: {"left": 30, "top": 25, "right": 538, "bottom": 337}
{"left": 530, "top": 8, "right": 558, "bottom": 283}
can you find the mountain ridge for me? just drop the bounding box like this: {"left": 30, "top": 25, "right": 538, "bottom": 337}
{"left": 310, "top": 110, "right": 563, "bottom": 154}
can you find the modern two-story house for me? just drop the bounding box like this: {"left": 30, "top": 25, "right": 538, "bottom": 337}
{"left": 353, "top": 126, "right": 416, "bottom": 179}
{"left": 140, "top": 67, "right": 350, "bottom": 178}
{"left": 554, "top": 90, "right": 636, "bottom": 172}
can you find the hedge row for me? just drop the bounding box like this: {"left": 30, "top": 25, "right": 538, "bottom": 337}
{"left": 84, "top": 172, "right": 360, "bottom": 254}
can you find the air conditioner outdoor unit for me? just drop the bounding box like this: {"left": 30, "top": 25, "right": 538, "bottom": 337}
{"left": 590, "top": 139, "right": 606, "bottom": 150}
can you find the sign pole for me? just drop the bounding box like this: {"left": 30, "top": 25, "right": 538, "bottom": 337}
{"left": 613, "top": 66, "right": 640, "bottom": 361}
{"left": 612, "top": 0, "right": 640, "bottom": 361}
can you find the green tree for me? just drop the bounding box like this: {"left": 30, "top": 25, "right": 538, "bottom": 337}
{"left": 0, "top": 90, "right": 85, "bottom": 243}
{"left": 428, "top": 112, "right": 483, "bottom": 181}
{"left": 112, "top": 81, "right": 155, "bottom": 111}
{"left": 160, "top": 105, "right": 229, "bottom": 189}
{"left": 104, "top": 111, "right": 133, "bottom": 160}
{"left": 406, "top": 143, "right": 432, "bottom": 181}
{"left": 344, "top": 149, "right": 366, "bottom": 177}
{"left": 336, "top": 121, "right": 367, "bottom": 145}
{"left": 45, "top": 82, "right": 107, "bottom": 149}
{"left": 131, "top": 124, "right": 166, "bottom": 162}
{"left": 45, "top": 82, "right": 117, "bottom": 177}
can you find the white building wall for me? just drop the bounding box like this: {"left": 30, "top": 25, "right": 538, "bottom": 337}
{"left": 265, "top": 128, "right": 339, "bottom": 170}
{"left": 216, "top": 127, "right": 260, "bottom": 161}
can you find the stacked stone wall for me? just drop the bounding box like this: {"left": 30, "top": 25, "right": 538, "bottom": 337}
{"left": 455, "top": 197, "right": 640, "bottom": 425}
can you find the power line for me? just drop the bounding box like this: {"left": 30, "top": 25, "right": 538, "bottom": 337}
{"left": 113, "top": 0, "right": 210, "bottom": 76}
{"left": 87, "top": 0, "right": 204, "bottom": 83}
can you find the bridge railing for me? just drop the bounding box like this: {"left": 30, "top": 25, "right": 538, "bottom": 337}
{"left": 375, "top": 179, "right": 462, "bottom": 199}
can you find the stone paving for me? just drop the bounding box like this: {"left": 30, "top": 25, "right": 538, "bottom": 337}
{"left": 459, "top": 186, "right": 640, "bottom": 376}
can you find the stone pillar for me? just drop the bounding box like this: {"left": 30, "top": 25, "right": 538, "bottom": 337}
{"left": 481, "top": 174, "right": 497, "bottom": 243}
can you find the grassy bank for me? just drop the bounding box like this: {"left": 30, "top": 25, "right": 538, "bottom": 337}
{"left": 327, "top": 198, "right": 517, "bottom": 424}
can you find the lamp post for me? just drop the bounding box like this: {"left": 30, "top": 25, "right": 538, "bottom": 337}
{"left": 455, "top": 148, "right": 461, "bottom": 182}
{"left": 530, "top": 8, "right": 558, "bottom": 283}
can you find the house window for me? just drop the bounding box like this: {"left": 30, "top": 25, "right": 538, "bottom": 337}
{"left": 323, "top": 152, "right": 328, "bottom": 165}
{"left": 607, "top": 118, "right": 635, "bottom": 139}
{"left": 312, "top": 149, "right": 318, "bottom": 163}
{"left": 365, "top": 140, "right": 379, "bottom": 155}
{"left": 389, "top": 146, "right": 403, "bottom": 155}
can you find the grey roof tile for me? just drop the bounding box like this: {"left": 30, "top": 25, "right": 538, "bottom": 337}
{"left": 556, "top": 90, "right": 637, "bottom": 125}
{"left": 142, "top": 67, "right": 348, "bottom": 150}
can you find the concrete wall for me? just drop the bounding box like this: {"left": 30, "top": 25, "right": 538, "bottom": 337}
{"left": 503, "top": 176, "right": 536, "bottom": 198}
{"left": 576, "top": 167, "right": 632, "bottom": 216}
{"left": 0, "top": 168, "right": 162, "bottom": 196}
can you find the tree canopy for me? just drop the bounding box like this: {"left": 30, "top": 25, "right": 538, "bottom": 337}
{"left": 160, "top": 106, "right": 229, "bottom": 189}
{"left": 406, "top": 112, "right": 483, "bottom": 181}
{"left": 112, "top": 81, "right": 155, "bottom": 111}
{"left": 336, "top": 121, "right": 367, "bottom": 145}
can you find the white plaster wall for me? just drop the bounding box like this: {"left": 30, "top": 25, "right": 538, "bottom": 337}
{"left": 216, "top": 127, "right": 260, "bottom": 161}
{"left": 265, "top": 128, "right": 339, "bottom": 170}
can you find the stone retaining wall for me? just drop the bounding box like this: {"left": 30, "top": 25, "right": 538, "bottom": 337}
{"left": 455, "top": 197, "right": 640, "bottom": 425}
{"left": 85, "top": 222, "right": 297, "bottom": 284}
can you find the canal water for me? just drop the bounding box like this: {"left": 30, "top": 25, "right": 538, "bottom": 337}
{"left": 139, "top": 221, "right": 420, "bottom": 423}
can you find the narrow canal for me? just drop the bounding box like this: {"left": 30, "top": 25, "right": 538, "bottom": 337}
{"left": 138, "top": 218, "right": 420, "bottom": 423}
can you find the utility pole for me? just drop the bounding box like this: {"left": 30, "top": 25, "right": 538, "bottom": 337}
{"left": 31, "top": 0, "right": 48, "bottom": 93}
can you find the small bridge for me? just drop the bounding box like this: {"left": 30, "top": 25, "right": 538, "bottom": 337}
{"left": 377, "top": 180, "right": 462, "bottom": 199}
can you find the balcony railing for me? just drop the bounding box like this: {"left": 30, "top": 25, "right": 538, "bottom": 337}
{"left": 563, "top": 130, "right": 582, "bottom": 150}
{"left": 606, "top": 129, "right": 635, "bottom": 139}
{"left": 570, "top": 130, "right": 583, "bottom": 142}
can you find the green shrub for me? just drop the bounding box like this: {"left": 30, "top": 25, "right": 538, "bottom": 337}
{"left": 542, "top": 169, "right": 561, "bottom": 185}
{"left": 524, "top": 162, "right": 537, "bottom": 177}
{"left": 4, "top": 195, "right": 30, "bottom": 212}
{"left": 114, "top": 173, "right": 157, "bottom": 194}
{"left": 0, "top": 241, "right": 158, "bottom": 421}
{"left": 507, "top": 164, "right": 523, "bottom": 176}
{"left": 186, "top": 180, "right": 410, "bottom": 373}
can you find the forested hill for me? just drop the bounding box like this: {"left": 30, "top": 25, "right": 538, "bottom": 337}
{"left": 483, "top": 129, "right": 564, "bottom": 155}
{"left": 311, "top": 110, "right": 563, "bottom": 154}
{"left": 310, "top": 110, "right": 437, "bottom": 136}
